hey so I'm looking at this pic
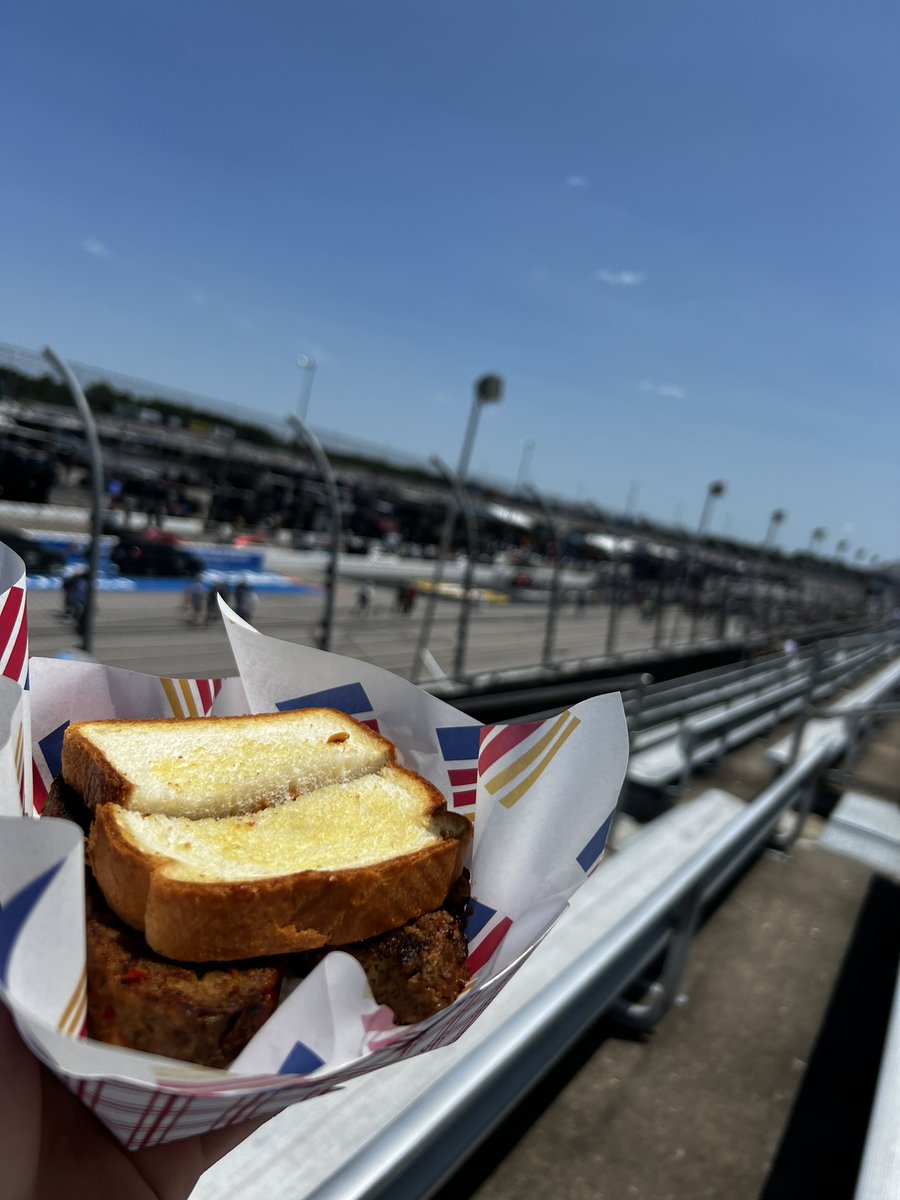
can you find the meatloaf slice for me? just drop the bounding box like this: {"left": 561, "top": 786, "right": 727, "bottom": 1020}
{"left": 344, "top": 908, "right": 470, "bottom": 1025}
{"left": 86, "top": 883, "right": 281, "bottom": 1069}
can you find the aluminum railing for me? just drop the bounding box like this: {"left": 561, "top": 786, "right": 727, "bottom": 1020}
{"left": 304, "top": 736, "right": 849, "bottom": 1200}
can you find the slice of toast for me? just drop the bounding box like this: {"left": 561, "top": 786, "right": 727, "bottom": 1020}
{"left": 62, "top": 709, "right": 394, "bottom": 819}
{"left": 88, "top": 764, "right": 472, "bottom": 961}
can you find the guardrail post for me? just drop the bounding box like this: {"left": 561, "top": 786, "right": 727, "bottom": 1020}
{"left": 675, "top": 724, "right": 697, "bottom": 795}
{"left": 629, "top": 672, "right": 654, "bottom": 731}
{"left": 611, "top": 881, "right": 704, "bottom": 1033}
{"left": 786, "top": 641, "right": 823, "bottom": 769}
{"left": 605, "top": 555, "right": 621, "bottom": 656}
{"left": 767, "top": 776, "right": 818, "bottom": 851}
{"left": 652, "top": 562, "right": 669, "bottom": 649}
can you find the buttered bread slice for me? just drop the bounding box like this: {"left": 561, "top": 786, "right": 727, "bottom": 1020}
{"left": 62, "top": 709, "right": 394, "bottom": 819}
{"left": 88, "top": 764, "right": 472, "bottom": 960}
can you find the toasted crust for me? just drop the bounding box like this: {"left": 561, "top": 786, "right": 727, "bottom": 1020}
{"left": 62, "top": 709, "right": 395, "bottom": 816}
{"left": 88, "top": 781, "right": 472, "bottom": 961}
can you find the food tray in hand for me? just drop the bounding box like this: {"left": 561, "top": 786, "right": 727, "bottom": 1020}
{"left": 0, "top": 545, "right": 628, "bottom": 1148}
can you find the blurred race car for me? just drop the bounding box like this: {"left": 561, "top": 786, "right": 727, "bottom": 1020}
{"left": 109, "top": 531, "right": 203, "bottom": 578}
{"left": 0, "top": 527, "right": 67, "bottom": 575}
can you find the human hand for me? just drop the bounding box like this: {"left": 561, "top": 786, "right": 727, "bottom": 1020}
{"left": 0, "top": 1005, "right": 262, "bottom": 1200}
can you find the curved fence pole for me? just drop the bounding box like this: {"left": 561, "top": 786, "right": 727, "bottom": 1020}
{"left": 287, "top": 415, "right": 341, "bottom": 651}
{"left": 42, "top": 347, "right": 104, "bottom": 654}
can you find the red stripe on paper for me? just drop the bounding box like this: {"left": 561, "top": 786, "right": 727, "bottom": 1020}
{"left": 0, "top": 587, "right": 24, "bottom": 647}
{"left": 195, "top": 678, "right": 213, "bottom": 713}
{"left": 452, "top": 788, "right": 477, "bottom": 807}
{"left": 448, "top": 767, "right": 477, "bottom": 786}
{"left": 467, "top": 916, "right": 513, "bottom": 974}
{"left": 0, "top": 587, "right": 25, "bottom": 677}
{"left": 32, "top": 761, "right": 48, "bottom": 814}
{"left": 4, "top": 617, "right": 28, "bottom": 683}
{"left": 136, "top": 1092, "right": 179, "bottom": 1149}
{"left": 478, "top": 721, "right": 543, "bottom": 775}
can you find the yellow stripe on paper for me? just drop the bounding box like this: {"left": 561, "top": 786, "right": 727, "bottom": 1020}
{"left": 58, "top": 966, "right": 87, "bottom": 1036}
{"left": 498, "top": 714, "right": 581, "bottom": 809}
{"left": 179, "top": 678, "right": 199, "bottom": 719}
{"left": 485, "top": 712, "right": 571, "bottom": 796}
{"left": 161, "top": 677, "right": 184, "bottom": 718}
{"left": 163, "top": 678, "right": 204, "bottom": 718}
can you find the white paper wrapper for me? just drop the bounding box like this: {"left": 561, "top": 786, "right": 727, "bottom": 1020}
{"left": 0, "top": 544, "right": 628, "bottom": 1148}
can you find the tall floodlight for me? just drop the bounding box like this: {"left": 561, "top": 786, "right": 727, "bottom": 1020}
{"left": 423, "top": 457, "right": 480, "bottom": 681}
{"left": 763, "top": 508, "right": 787, "bottom": 549}
{"left": 297, "top": 355, "right": 317, "bottom": 422}
{"left": 42, "top": 347, "right": 104, "bottom": 654}
{"left": 697, "top": 479, "right": 726, "bottom": 536}
{"left": 411, "top": 374, "right": 504, "bottom": 682}
{"left": 287, "top": 414, "right": 341, "bottom": 651}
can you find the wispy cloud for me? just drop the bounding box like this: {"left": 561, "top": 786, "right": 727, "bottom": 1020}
{"left": 640, "top": 379, "right": 686, "bottom": 400}
{"left": 190, "top": 289, "right": 208, "bottom": 306}
{"left": 82, "top": 236, "right": 112, "bottom": 259}
{"left": 565, "top": 174, "right": 588, "bottom": 188}
{"left": 596, "top": 268, "right": 646, "bottom": 287}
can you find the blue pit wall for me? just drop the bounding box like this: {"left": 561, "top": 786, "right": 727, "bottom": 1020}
{"left": 27, "top": 536, "right": 318, "bottom": 595}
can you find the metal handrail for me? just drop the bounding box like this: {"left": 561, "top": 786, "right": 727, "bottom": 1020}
{"left": 304, "top": 739, "right": 840, "bottom": 1200}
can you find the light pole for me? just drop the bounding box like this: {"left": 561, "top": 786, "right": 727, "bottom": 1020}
{"left": 697, "top": 479, "right": 726, "bottom": 537}
{"left": 423, "top": 457, "right": 481, "bottom": 681}
{"left": 525, "top": 484, "right": 564, "bottom": 670}
{"left": 286, "top": 413, "right": 341, "bottom": 651}
{"left": 410, "top": 374, "right": 504, "bottom": 682}
{"left": 763, "top": 508, "right": 787, "bottom": 549}
{"left": 297, "top": 355, "right": 317, "bottom": 422}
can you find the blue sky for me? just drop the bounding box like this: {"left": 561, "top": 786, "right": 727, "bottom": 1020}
{"left": 3, "top": 1, "right": 898, "bottom": 559}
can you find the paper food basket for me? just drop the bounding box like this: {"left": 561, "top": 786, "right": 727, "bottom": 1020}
{"left": 0, "top": 543, "right": 628, "bottom": 1148}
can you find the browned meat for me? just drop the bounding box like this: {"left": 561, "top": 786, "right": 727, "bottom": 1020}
{"left": 344, "top": 908, "right": 470, "bottom": 1024}
{"left": 86, "top": 883, "right": 281, "bottom": 1068}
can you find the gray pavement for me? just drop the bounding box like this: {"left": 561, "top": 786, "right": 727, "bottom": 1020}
{"left": 25, "top": 581, "right": 733, "bottom": 682}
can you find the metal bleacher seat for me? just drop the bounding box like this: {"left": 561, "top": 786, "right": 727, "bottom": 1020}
{"left": 767, "top": 654, "right": 900, "bottom": 768}
{"left": 627, "top": 674, "right": 809, "bottom": 793}
{"left": 625, "top": 636, "right": 893, "bottom": 795}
